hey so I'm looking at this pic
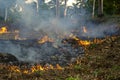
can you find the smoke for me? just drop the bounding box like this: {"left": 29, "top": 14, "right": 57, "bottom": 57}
{"left": 13, "top": 0, "right": 75, "bottom": 40}
{"left": 0, "top": 40, "right": 84, "bottom": 65}
{"left": 0, "top": 0, "right": 119, "bottom": 63}
{"left": 1, "top": 0, "right": 117, "bottom": 39}
{"left": 75, "top": 22, "right": 119, "bottom": 38}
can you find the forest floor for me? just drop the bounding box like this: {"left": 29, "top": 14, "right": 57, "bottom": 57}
{"left": 0, "top": 17, "right": 120, "bottom": 80}
{"left": 0, "top": 35, "right": 120, "bottom": 80}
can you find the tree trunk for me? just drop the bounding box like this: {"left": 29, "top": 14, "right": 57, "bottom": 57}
{"left": 36, "top": 0, "right": 39, "bottom": 13}
{"left": 56, "top": 0, "right": 60, "bottom": 18}
{"left": 64, "top": 0, "right": 68, "bottom": 17}
{"left": 92, "top": 0, "right": 96, "bottom": 18}
{"left": 4, "top": 8, "right": 7, "bottom": 22}
{"left": 98, "top": 0, "right": 104, "bottom": 17}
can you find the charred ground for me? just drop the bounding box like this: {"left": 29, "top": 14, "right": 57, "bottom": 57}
{"left": 0, "top": 16, "right": 120, "bottom": 80}
{"left": 0, "top": 33, "right": 120, "bottom": 80}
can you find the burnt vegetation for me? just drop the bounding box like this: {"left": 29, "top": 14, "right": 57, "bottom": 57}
{"left": 0, "top": 36, "right": 120, "bottom": 80}
{"left": 0, "top": 0, "right": 120, "bottom": 80}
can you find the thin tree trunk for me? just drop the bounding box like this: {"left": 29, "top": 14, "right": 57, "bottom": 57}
{"left": 98, "top": 0, "right": 103, "bottom": 17}
{"left": 92, "top": 0, "right": 95, "bottom": 18}
{"left": 56, "top": 0, "right": 60, "bottom": 18}
{"left": 36, "top": 2, "right": 39, "bottom": 12}
{"left": 4, "top": 8, "right": 7, "bottom": 22}
{"left": 36, "top": 0, "right": 39, "bottom": 13}
{"left": 64, "top": 0, "right": 68, "bottom": 17}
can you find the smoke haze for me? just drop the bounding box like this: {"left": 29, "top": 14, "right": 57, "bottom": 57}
{"left": 0, "top": 0, "right": 119, "bottom": 63}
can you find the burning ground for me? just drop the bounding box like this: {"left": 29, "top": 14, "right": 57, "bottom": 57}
{"left": 0, "top": 34, "right": 120, "bottom": 80}
{"left": 0, "top": 0, "right": 120, "bottom": 79}
{"left": 0, "top": 17, "right": 120, "bottom": 80}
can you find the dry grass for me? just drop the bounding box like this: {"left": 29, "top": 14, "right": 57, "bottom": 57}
{"left": 0, "top": 36, "right": 120, "bottom": 80}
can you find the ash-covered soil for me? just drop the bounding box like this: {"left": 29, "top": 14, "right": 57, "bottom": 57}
{"left": 0, "top": 20, "right": 120, "bottom": 80}
{"left": 0, "top": 35, "right": 120, "bottom": 80}
{"left": 0, "top": 39, "right": 84, "bottom": 66}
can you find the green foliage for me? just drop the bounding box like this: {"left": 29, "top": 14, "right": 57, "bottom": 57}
{"left": 40, "top": 3, "right": 50, "bottom": 10}
{"left": 104, "top": 0, "right": 120, "bottom": 15}
{"left": 89, "top": 43, "right": 97, "bottom": 49}
{"left": 65, "top": 76, "right": 76, "bottom": 80}
{"left": 93, "top": 69, "right": 102, "bottom": 77}
{"left": 86, "top": 0, "right": 120, "bottom": 16}
{"left": 85, "top": 0, "right": 94, "bottom": 13}
{"left": 65, "top": 75, "right": 82, "bottom": 80}
{"left": 33, "top": 70, "right": 44, "bottom": 76}
{"left": 111, "top": 65, "right": 120, "bottom": 71}
{"left": 74, "top": 64, "right": 82, "bottom": 70}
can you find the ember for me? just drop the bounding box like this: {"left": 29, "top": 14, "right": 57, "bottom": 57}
{"left": 38, "top": 35, "right": 54, "bottom": 44}
{"left": 83, "top": 26, "right": 87, "bottom": 33}
{"left": 79, "top": 40, "right": 91, "bottom": 46}
{"left": 0, "top": 26, "right": 26, "bottom": 40}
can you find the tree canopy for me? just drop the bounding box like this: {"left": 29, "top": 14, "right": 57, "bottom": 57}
{"left": 0, "top": 0, "right": 120, "bottom": 22}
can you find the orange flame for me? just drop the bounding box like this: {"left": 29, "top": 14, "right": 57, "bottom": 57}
{"left": 9, "top": 66, "right": 21, "bottom": 73}
{"left": 79, "top": 40, "right": 91, "bottom": 46}
{"left": 69, "top": 33, "right": 91, "bottom": 46}
{"left": 56, "top": 64, "right": 64, "bottom": 70}
{"left": 31, "top": 65, "right": 44, "bottom": 72}
{"left": 0, "top": 26, "right": 26, "bottom": 40}
{"left": 0, "top": 26, "right": 8, "bottom": 34}
{"left": 83, "top": 26, "right": 87, "bottom": 33}
{"left": 38, "top": 35, "right": 53, "bottom": 44}
{"left": 23, "top": 70, "right": 29, "bottom": 74}
{"left": 9, "top": 64, "right": 63, "bottom": 74}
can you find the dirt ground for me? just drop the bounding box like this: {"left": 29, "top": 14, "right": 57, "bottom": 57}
{"left": 0, "top": 35, "right": 120, "bottom": 80}
{"left": 0, "top": 17, "right": 120, "bottom": 80}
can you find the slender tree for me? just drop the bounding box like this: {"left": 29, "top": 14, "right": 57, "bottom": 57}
{"left": 0, "top": 0, "right": 15, "bottom": 22}
{"left": 56, "top": 0, "right": 60, "bottom": 18}
{"left": 92, "top": 0, "right": 96, "bottom": 18}
{"left": 98, "top": 0, "right": 104, "bottom": 17}
{"left": 64, "top": 0, "right": 68, "bottom": 17}
{"left": 4, "top": 8, "right": 8, "bottom": 22}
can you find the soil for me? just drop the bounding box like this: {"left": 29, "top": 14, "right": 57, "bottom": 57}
{"left": 0, "top": 35, "right": 120, "bottom": 80}
{"left": 0, "top": 17, "right": 120, "bottom": 80}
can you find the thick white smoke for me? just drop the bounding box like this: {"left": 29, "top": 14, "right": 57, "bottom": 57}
{"left": 0, "top": 0, "right": 119, "bottom": 63}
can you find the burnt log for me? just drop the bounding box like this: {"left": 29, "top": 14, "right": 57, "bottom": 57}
{"left": 0, "top": 52, "right": 18, "bottom": 63}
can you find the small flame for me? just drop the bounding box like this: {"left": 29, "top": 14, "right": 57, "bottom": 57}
{"left": 14, "top": 30, "right": 20, "bottom": 40}
{"left": 38, "top": 35, "right": 53, "bottom": 44}
{"left": 83, "top": 26, "right": 87, "bottom": 33}
{"left": 69, "top": 33, "right": 91, "bottom": 46}
{"left": 0, "top": 26, "right": 8, "bottom": 34}
{"left": 0, "top": 26, "right": 26, "bottom": 40}
{"left": 9, "top": 66, "right": 21, "bottom": 73}
{"left": 56, "top": 64, "right": 64, "bottom": 70}
{"left": 44, "top": 64, "right": 54, "bottom": 70}
{"left": 79, "top": 40, "right": 91, "bottom": 46}
{"left": 31, "top": 65, "right": 44, "bottom": 72}
{"left": 23, "top": 70, "right": 29, "bottom": 74}
{"left": 9, "top": 64, "right": 63, "bottom": 74}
